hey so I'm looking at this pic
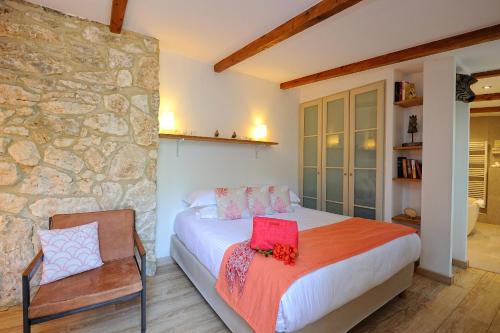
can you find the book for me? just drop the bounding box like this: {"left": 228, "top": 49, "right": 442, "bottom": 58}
{"left": 416, "top": 161, "right": 422, "bottom": 179}
{"left": 402, "top": 158, "right": 408, "bottom": 178}
{"left": 397, "top": 157, "right": 405, "bottom": 178}
{"left": 411, "top": 159, "right": 417, "bottom": 179}
{"left": 407, "top": 159, "right": 412, "bottom": 178}
{"left": 394, "top": 82, "right": 402, "bottom": 102}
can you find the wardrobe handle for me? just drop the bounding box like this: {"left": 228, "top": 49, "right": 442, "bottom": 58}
{"left": 349, "top": 173, "right": 353, "bottom": 176}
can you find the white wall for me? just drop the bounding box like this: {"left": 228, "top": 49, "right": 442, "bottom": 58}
{"left": 156, "top": 51, "right": 300, "bottom": 258}
{"left": 452, "top": 101, "right": 469, "bottom": 263}
{"left": 420, "top": 57, "right": 456, "bottom": 277}
{"left": 298, "top": 68, "right": 396, "bottom": 221}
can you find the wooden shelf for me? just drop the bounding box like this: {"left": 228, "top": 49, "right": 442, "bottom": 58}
{"left": 393, "top": 177, "right": 421, "bottom": 183}
{"left": 394, "top": 96, "right": 423, "bottom": 108}
{"left": 159, "top": 133, "right": 278, "bottom": 146}
{"left": 392, "top": 214, "right": 421, "bottom": 226}
{"left": 393, "top": 145, "right": 422, "bottom": 151}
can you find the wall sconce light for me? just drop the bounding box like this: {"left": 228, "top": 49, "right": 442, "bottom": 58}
{"left": 159, "top": 110, "right": 175, "bottom": 133}
{"left": 253, "top": 124, "right": 268, "bottom": 140}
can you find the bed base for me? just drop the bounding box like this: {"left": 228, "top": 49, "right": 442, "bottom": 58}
{"left": 170, "top": 235, "right": 414, "bottom": 333}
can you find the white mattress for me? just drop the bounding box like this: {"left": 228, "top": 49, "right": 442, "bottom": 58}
{"left": 174, "top": 207, "right": 421, "bottom": 332}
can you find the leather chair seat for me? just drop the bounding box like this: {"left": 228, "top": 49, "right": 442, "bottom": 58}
{"left": 29, "top": 257, "right": 142, "bottom": 319}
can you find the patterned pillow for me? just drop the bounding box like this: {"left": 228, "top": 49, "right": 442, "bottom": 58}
{"left": 246, "top": 186, "right": 274, "bottom": 216}
{"left": 269, "top": 185, "right": 294, "bottom": 213}
{"left": 39, "top": 221, "right": 103, "bottom": 285}
{"left": 214, "top": 187, "right": 250, "bottom": 220}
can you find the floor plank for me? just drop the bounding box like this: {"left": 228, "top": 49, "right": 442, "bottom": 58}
{"left": 468, "top": 222, "right": 500, "bottom": 274}
{"left": 1, "top": 263, "right": 499, "bottom": 333}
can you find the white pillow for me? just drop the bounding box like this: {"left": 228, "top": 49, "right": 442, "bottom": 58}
{"left": 289, "top": 190, "right": 301, "bottom": 203}
{"left": 185, "top": 186, "right": 300, "bottom": 208}
{"left": 39, "top": 221, "right": 103, "bottom": 284}
{"left": 196, "top": 205, "right": 218, "bottom": 219}
{"left": 184, "top": 189, "right": 216, "bottom": 208}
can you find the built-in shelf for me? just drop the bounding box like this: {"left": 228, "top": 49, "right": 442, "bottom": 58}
{"left": 392, "top": 214, "right": 421, "bottom": 226}
{"left": 394, "top": 96, "right": 423, "bottom": 108}
{"left": 159, "top": 133, "right": 278, "bottom": 146}
{"left": 393, "top": 177, "right": 421, "bottom": 183}
{"left": 393, "top": 145, "right": 423, "bottom": 151}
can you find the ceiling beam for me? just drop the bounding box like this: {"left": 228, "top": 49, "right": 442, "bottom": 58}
{"left": 472, "top": 69, "right": 500, "bottom": 79}
{"left": 280, "top": 24, "right": 500, "bottom": 89}
{"left": 109, "top": 0, "right": 128, "bottom": 34}
{"left": 213, "top": 0, "right": 363, "bottom": 73}
{"left": 474, "top": 92, "right": 500, "bottom": 101}
{"left": 470, "top": 106, "right": 500, "bottom": 114}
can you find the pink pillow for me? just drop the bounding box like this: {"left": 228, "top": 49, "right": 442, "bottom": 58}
{"left": 39, "top": 221, "right": 103, "bottom": 285}
{"left": 269, "top": 185, "right": 293, "bottom": 213}
{"left": 214, "top": 187, "right": 250, "bottom": 220}
{"left": 246, "top": 186, "right": 273, "bottom": 216}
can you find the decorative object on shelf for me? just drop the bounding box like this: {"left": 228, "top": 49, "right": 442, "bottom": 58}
{"left": 404, "top": 208, "right": 418, "bottom": 219}
{"left": 402, "top": 115, "right": 422, "bottom": 147}
{"left": 214, "top": 130, "right": 219, "bottom": 138}
{"left": 394, "top": 81, "right": 417, "bottom": 102}
{"left": 231, "top": 131, "right": 237, "bottom": 139}
{"left": 456, "top": 74, "right": 477, "bottom": 103}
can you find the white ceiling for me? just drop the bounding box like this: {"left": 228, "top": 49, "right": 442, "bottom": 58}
{"left": 471, "top": 76, "right": 500, "bottom": 109}
{"left": 28, "top": 0, "right": 500, "bottom": 83}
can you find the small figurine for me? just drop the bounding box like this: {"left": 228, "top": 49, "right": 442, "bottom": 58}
{"left": 231, "top": 131, "right": 237, "bottom": 139}
{"left": 403, "top": 115, "right": 422, "bottom": 147}
{"left": 404, "top": 207, "right": 418, "bottom": 219}
{"left": 214, "top": 130, "right": 219, "bottom": 138}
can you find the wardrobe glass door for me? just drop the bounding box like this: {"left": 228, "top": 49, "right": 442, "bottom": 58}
{"left": 322, "top": 92, "right": 349, "bottom": 215}
{"left": 349, "top": 82, "right": 385, "bottom": 220}
{"left": 300, "top": 100, "right": 322, "bottom": 210}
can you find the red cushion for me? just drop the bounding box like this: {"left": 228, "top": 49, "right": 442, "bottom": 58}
{"left": 250, "top": 217, "right": 298, "bottom": 251}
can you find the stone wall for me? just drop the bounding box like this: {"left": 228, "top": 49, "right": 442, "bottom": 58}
{"left": 0, "top": 0, "right": 159, "bottom": 306}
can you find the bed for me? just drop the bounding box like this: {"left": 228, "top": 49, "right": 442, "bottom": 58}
{"left": 171, "top": 206, "right": 421, "bottom": 333}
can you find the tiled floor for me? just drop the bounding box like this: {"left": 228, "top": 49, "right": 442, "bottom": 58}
{"left": 468, "top": 222, "right": 500, "bottom": 274}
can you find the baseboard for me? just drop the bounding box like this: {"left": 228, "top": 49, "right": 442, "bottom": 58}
{"left": 156, "top": 256, "right": 174, "bottom": 267}
{"left": 452, "top": 259, "right": 469, "bottom": 269}
{"left": 416, "top": 267, "right": 454, "bottom": 285}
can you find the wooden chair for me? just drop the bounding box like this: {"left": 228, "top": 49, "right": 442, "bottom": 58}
{"left": 22, "top": 209, "right": 147, "bottom": 333}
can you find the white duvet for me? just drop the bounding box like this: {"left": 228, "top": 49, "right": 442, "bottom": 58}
{"left": 173, "top": 207, "right": 421, "bottom": 332}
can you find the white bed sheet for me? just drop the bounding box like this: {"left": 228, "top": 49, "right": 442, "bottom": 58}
{"left": 174, "top": 207, "right": 421, "bottom": 332}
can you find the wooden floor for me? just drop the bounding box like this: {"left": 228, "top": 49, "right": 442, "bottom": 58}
{"left": 1, "top": 263, "right": 500, "bottom": 333}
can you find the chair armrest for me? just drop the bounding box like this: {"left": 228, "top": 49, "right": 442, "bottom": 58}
{"left": 134, "top": 231, "right": 146, "bottom": 258}
{"left": 22, "top": 250, "right": 43, "bottom": 281}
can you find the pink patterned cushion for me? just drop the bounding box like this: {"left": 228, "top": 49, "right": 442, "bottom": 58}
{"left": 39, "top": 221, "right": 103, "bottom": 285}
{"left": 246, "top": 186, "right": 273, "bottom": 216}
{"left": 269, "top": 185, "right": 293, "bottom": 213}
{"left": 214, "top": 187, "right": 250, "bottom": 220}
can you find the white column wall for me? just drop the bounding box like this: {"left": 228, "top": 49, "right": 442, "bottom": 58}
{"left": 452, "top": 101, "right": 470, "bottom": 263}
{"left": 420, "top": 57, "right": 456, "bottom": 277}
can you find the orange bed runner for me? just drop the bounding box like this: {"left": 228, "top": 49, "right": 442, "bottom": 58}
{"left": 215, "top": 217, "right": 417, "bottom": 333}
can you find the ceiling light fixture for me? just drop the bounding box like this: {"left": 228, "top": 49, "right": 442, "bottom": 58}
{"left": 483, "top": 85, "right": 492, "bottom": 89}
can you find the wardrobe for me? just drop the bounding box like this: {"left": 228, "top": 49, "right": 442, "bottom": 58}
{"left": 299, "top": 81, "right": 385, "bottom": 220}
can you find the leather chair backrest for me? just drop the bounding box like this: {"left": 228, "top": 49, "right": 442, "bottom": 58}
{"left": 50, "top": 209, "right": 135, "bottom": 262}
